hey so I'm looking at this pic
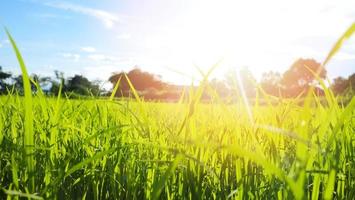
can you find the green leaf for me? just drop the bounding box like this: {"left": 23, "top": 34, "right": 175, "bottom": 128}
{"left": 2, "top": 189, "right": 43, "bottom": 200}
{"left": 323, "top": 22, "right": 355, "bottom": 66}
{"left": 5, "top": 28, "right": 35, "bottom": 192}
{"left": 151, "top": 154, "right": 183, "bottom": 200}
{"left": 110, "top": 76, "right": 122, "bottom": 101}
{"left": 324, "top": 170, "right": 336, "bottom": 200}
{"left": 64, "top": 148, "right": 115, "bottom": 178}
{"left": 124, "top": 73, "right": 141, "bottom": 102}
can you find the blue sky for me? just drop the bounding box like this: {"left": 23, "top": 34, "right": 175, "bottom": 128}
{"left": 0, "top": 0, "right": 354, "bottom": 86}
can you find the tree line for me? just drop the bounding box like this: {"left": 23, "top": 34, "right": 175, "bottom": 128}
{"left": 0, "top": 68, "right": 101, "bottom": 97}
{"left": 0, "top": 58, "right": 354, "bottom": 101}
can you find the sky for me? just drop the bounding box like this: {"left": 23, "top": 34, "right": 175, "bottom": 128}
{"left": 0, "top": 0, "right": 354, "bottom": 87}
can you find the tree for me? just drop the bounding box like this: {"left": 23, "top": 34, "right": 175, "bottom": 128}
{"left": 66, "top": 75, "right": 100, "bottom": 96}
{"left": 209, "top": 78, "right": 230, "bottom": 98}
{"left": 281, "top": 58, "right": 326, "bottom": 97}
{"left": 260, "top": 71, "right": 282, "bottom": 96}
{"left": 282, "top": 58, "right": 326, "bottom": 88}
{"left": 50, "top": 70, "right": 66, "bottom": 95}
{"left": 32, "top": 74, "right": 50, "bottom": 86}
{"left": 331, "top": 77, "right": 349, "bottom": 95}
{"left": 330, "top": 73, "right": 355, "bottom": 105}
{"left": 348, "top": 73, "right": 355, "bottom": 90}
{"left": 238, "top": 67, "right": 256, "bottom": 97}
{"left": 12, "top": 75, "right": 25, "bottom": 94}
{"left": 223, "top": 67, "right": 257, "bottom": 99}
{"left": 32, "top": 74, "right": 52, "bottom": 93}
{"left": 0, "top": 66, "right": 12, "bottom": 94}
{"left": 108, "top": 67, "right": 167, "bottom": 97}
{"left": 12, "top": 74, "right": 44, "bottom": 94}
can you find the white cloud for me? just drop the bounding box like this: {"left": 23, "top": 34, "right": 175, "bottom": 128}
{"left": 0, "top": 39, "right": 10, "bottom": 48}
{"left": 88, "top": 54, "right": 105, "bottom": 61}
{"left": 116, "top": 33, "right": 131, "bottom": 40}
{"left": 83, "top": 65, "right": 118, "bottom": 80}
{"left": 31, "top": 65, "right": 56, "bottom": 77}
{"left": 333, "top": 52, "right": 355, "bottom": 61}
{"left": 61, "top": 53, "right": 80, "bottom": 62}
{"left": 88, "top": 54, "right": 118, "bottom": 63}
{"left": 81, "top": 46, "right": 96, "bottom": 53}
{"left": 45, "top": 2, "right": 120, "bottom": 29}
{"left": 33, "top": 13, "right": 71, "bottom": 20}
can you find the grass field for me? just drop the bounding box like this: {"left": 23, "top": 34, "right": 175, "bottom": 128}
{"left": 1, "top": 85, "right": 355, "bottom": 199}
{"left": 0, "top": 26, "right": 355, "bottom": 199}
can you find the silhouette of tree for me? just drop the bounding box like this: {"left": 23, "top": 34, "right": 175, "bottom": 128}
{"left": 329, "top": 73, "right": 355, "bottom": 105}
{"left": 67, "top": 75, "right": 100, "bottom": 96}
{"left": 31, "top": 74, "right": 52, "bottom": 92}
{"left": 348, "top": 73, "right": 355, "bottom": 90}
{"left": 0, "top": 66, "right": 12, "bottom": 94}
{"left": 331, "top": 77, "right": 349, "bottom": 95}
{"left": 12, "top": 74, "right": 45, "bottom": 94}
{"left": 0, "top": 66, "right": 11, "bottom": 80}
{"left": 50, "top": 70, "right": 66, "bottom": 95}
{"left": 109, "top": 67, "right": 167, "bottom": 97}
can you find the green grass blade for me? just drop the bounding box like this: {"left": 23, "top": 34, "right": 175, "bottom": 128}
{"left": 311, "top": 175, "right": 321, "bottom": 200}
{"left": 0, "top": 116, "right": 3, "bottom": 145}
{"left": 11, "top": 153, "right": 19, "bottom": 189}
{"left": 323, "top": 22, "right": 355, "bottom": 66}
{"left": 124, "top": 73, "right": 141, "bottom": 102}
{"left": 64, "top": 148, "right": 115, "bottom": 178}
{"left": 151, "top": 154, "right": 183, "bottom": 200}
{"left": 2, "top": 189, "right": 43, "bottom": 200}
{"left": 110, "top": 76, "right": 122, "bottom": 101}
{"left": 324, "top": 170, "right": 336, "bottom": 200}
{"left": 5, "top": 28, "right": 35, "bottom": 192}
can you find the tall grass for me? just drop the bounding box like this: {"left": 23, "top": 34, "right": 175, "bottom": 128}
{"left": 0, "top": 23, "right": 354, "bottom": 199}
{"left": 5, "top": 29, "right": 35, "bottom": 193}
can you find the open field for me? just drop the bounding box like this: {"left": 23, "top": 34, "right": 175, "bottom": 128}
{"left": 0, "top": 16, "right": 354, "bottom": 200}
{"left": 0, "top": 91, "right": 354, "bottom": 199}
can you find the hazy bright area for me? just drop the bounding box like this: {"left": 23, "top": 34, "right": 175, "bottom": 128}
{"left": 0, "top": 0, "right": 355, "bottom": 199}
{"left": 0, "top": 0, "right": 354, "bottom": 84}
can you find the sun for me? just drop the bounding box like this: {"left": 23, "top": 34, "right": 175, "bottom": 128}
{"left": 145, "top": 0, "right": 294, "bottom": 81}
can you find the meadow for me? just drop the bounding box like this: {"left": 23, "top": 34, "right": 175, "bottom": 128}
{"left": 0, "top": 25, "right": 355, "bottom": 199}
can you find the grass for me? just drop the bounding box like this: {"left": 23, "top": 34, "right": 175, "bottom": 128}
{"left": 0, "top": 23, "right": 354, "bottom": 199}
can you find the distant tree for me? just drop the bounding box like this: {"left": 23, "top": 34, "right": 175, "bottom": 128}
{"left": 282, "top": 58, "right": 326, "bottom": 88}
{"left": 348, "top": 73, "right": 355, "bottom": 90}
{"left": 12, "top": 74, "right": 44, "bottom": 94}
{"left": 0, "top": 66, "right": 11, "bottom": 80}
{"left": 224, "top": 67, "right": 256, "bottom": 98}
{"left": 330, "top": 73, "right": 355, "bottom": 105}
{"left": 108, "top": 67, "right": 167, "bottom": 97}
{"left": 50, "top": 70, "right": 66, "bottom": 95}
{"left": 331, "top": 77, "right": 349, "bottom": 95}
{"left": 260, "top": 71, "right": 282, "bottom": 96}
{"left": 239, "top": 67, "right": 257, "bottom": 97}
{"left": 31, "top": 74, "right": 52, "bottom": 92}
{"left": 12, "top": 75, "right": 25, "bottom": 94}
{"left": 209, "top": 78, "right": 229, "bottom": 97}
{"left": 67, "top": 75, "right": 100, "bottom": 96}
{"left": 0, "top": 66, "right": 12, "bottom": 94}
{"left": 281, "top": 58, "right": 326, "bottom": 97}
{"left": 224, "top": 69, "right": 238, "bottom": 92}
